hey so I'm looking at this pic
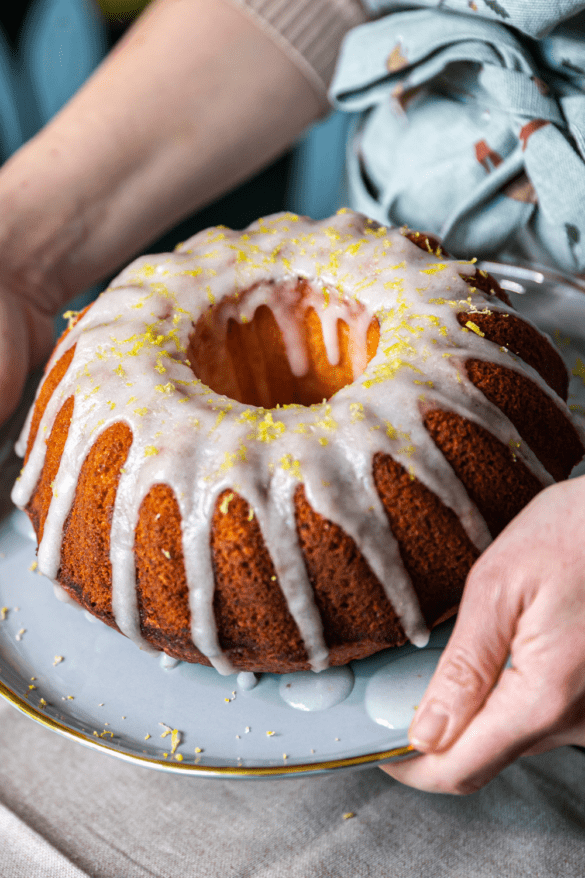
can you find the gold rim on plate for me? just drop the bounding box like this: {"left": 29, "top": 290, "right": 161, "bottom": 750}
{"left": 0, "top": 678, "right": 415, "bottom": 777}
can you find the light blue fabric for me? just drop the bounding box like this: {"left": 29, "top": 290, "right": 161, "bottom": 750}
{"left": 330, "top": 5, "right": 585, "bottom": 271}
{"left": 286, "top": 111, "right": 351, "bottom": 220}
{"left": 0, "top": 0, "right": 107, "bottom": 158}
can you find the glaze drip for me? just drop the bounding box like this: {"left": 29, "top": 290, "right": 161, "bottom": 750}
{"left": 12, "top": 211, "right": 568, "bottom": 674}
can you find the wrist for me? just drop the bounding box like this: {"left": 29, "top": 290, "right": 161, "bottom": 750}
{"left": 0, "top": 140, "right": 86, "bottom": 318}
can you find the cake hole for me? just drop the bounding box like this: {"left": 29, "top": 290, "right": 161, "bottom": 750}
{"left": 188, "top": 277, "right": 379, "bottom": 407}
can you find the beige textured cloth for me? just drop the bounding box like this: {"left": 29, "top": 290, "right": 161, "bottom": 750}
{"left": 1, "top": 695, "right": 585, "bottom": 877}
{"left": 227, "top": 0, "right": 368, "bottom": 105}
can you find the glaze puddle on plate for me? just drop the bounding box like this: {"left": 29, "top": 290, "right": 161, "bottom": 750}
{"left": 279, "top": 666, "right": 355, "bottom": 712}
{"left": 365, "top": 649, "right": 442, "bottom": 730}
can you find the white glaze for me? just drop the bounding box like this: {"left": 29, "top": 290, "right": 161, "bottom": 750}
{"left": 365, "top": 648, "right": 443, "bottom": 730}
{"left": 11, "top": 211, "right": 574, "bottom": 675}
{"left": 279, "top": 665, "right": 354, "bottom": 711}
{"left": 53, "top": 583, "right": 78, "bottom": 605}
{"left": 237, "top": 671, "right": 259, "bottom": 691}
{"left": 160, "top": 654, "right": 181, "bottom": 670}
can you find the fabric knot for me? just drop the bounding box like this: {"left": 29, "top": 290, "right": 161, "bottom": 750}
{"left": 331, "top": 7, "right": 585, "bottom": 271}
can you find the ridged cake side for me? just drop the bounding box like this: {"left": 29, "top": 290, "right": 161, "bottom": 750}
{"left": 12, "top": 212, "right": 585, "bottom": 673}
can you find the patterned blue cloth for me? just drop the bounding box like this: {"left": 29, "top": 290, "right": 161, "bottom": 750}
{"left": 330, "top": 3, "right": 585, "bottom": 271}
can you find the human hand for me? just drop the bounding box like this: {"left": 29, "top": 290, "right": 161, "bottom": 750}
{"left": 381, "top": 476, "right": 585, "bottom": 794}
{"left": 0, "top": 288, "right": 54, "bottom": 426}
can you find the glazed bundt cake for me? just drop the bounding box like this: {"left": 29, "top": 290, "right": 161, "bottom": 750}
{"left": 11, "top": 210, "right": 584, "bottom": 674}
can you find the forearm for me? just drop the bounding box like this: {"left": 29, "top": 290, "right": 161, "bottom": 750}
{"left": 0, "top": 0, "right": 323, "bottom": 317}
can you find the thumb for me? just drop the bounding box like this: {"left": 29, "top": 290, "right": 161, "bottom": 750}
{"left": 409, "top": 560, "right": 517, "bottom": 753}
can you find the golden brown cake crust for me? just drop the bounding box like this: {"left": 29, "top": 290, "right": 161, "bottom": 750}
{"left": 16, "top": 217, "right": 585, "bottom": 673}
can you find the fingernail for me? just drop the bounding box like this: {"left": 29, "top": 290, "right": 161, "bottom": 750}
{"left": 409, "top": 701, "right": 449, "bottom": 750}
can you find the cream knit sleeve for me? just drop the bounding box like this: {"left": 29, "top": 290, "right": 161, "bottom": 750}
{"left": 226, "top": 0, "right": 368, "bottom": 109}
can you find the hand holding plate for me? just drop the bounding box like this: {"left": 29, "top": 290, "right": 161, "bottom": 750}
{"left": 381, "top": 477, "right": 585, "bottom": 793}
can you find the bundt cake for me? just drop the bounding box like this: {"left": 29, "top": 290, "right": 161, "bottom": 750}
{"left": 11, "top": 210, "right": 584, "bottom": 674}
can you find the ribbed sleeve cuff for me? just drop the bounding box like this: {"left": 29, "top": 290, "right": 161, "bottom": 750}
{"left": 227, "top": 0, "right": 368, "bottom": 108}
